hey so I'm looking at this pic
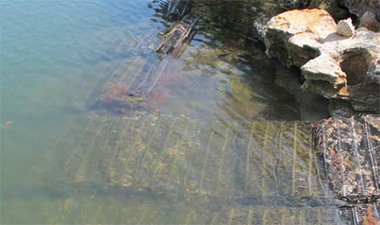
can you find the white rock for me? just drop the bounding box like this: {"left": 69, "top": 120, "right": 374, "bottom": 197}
{"left": 263, "top": 9, "right": 380, "bottom": 112}
{"left": 337, "top": 18, "right": 355, "bottom": 37}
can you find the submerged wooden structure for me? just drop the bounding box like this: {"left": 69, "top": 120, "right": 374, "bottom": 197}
{"left": 315, "top": 114, "right": 380, "bottom": 224}
{"left": 96, "top": 1, "right": 197, "bottom": 112}
{"left": 157, "top": 16, "right": 198, "bottom": 57}
{"left": 42, "top": 109, "right": 363, "bottom": 224}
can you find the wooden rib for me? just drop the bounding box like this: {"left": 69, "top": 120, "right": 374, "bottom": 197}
{"left": 321, "top": 126, "right": 329, "bottom": 197}
{"left": 308, "top": 131, "right": 313, "bottom": 196}
{"left": 314, "top": 152, "right": 327, "bottom": 196}
{"left": 335, "top": 120, "right": 346, "bottom": 196}
{"left": 352, "top": 207, "right": 359, "bottom": 225}
{"left": 227, "top": 209, "right": 235, "bottom": 225}
{"left": 317, "top": 208, "right": 322, "bottom": 225}
{"left": 292, "top": 122, "right": 298, "bottom": 195}
{"left": 364, "top": 119, "right": 379, "bottom": 191}
{"left": 133, "top": 116, "right": 162, "bottom": 180}
{"left": 281, "top": 208, "right": 286, "bottom": 225}
{"left": 200, "top": 121, "right": 219, "bottom": 191}
{"left": 64, "top": 32, "right": 152, "bottom": 161}
{"left": 75, "top": 120, "right": 108, "bottom": 180}
{"left": 299, "top": 209, "right": 304, "bottom": 225}
{"left": 90, "top": 117, "right": 119, "bottom": 174}
{"left": 216, "top": 127, "right": 230, "bottom": 193}
{"left": 231, "top": 130, "right": 239, "bottom": 195}
{"left": 106, "top": 115, "right": 135, "bottom": 170}
{"left": 185, "top": 211, "right": 195, "bottom": 224}
{"left": 183, "top": 126, "right": 201, "bottom": 187}
{"left": 144, "top": 58, "right": 171, "bottom": 96}
{"left": 170, "top": 119, "right": 190, "bottom": 179}
{"left": 261, "top": 122, "right": 270, "bottom": 195}
{"left": 151, "top": 118, "right": 177, "bottom": 181}
{"left": 92, "top": 205, "right": 103, "bottom": 224}
{"left": 116, "top": 29, "right": 157, "bottom": 86}
{"left": 210, "top": 213, "right": 219, "bottom": 225}
{"left": 137, "top": 208, "right": 148, "bottom": 225}
{"left": 262, "top": 209, "right": 268, "bottom": 225}
{"left": 121, "top": 118, "right": 149, "bottom": 179}
{"left": 350, "top": 118, "right": 366, "bottom": 194}
{"left": 247, "top": 208, "right": 254, "bottom": 225}
{"left": 278, "top": 121, "right": 285, "bottom": 152}
{"left": 273, "top": 122, "right": 285, "bottom": 194}
{"left": 245, "top": 122, "right": 256, "bottom": 195}
{"left": 65, "top": 116, "right": 96, "bottom": 165}
{"left": 56, "top": 31, "right": 146, "bottom": 156}
{"left": 373, "top": 203, "right": 380, "bottom": 220}
{"left": 117, "top": 33, "right": 161, "bottom": 90}
{"left": 120, "top": 55, "right": 154, "bottom": 92}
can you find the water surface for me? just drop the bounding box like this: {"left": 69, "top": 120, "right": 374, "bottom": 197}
{"left": 1, "top": 0, "right": 336, "bottom": 224}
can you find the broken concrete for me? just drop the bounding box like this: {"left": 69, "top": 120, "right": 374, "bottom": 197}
{"left": 260, "top": 8, "right": 380, "bottom": 113}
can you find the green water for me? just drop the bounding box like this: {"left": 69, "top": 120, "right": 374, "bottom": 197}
{"left": 1, "top": 0, "right": 337, "bottom": 224}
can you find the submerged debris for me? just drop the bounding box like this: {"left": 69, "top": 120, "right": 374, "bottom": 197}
{"left": 315, "top": 114, "right": 380, "bottom": 224}
{"left": 157, "top": 15, "right": 198, "bottom": 58}
{"left": 98, "top": 83, "right": 149, "bottom": 114}
{"left": 0, "top": 121, "right": 13, "bottom": 128}
{"left": 315, "top": 114, "right": 380, "bottom": 202}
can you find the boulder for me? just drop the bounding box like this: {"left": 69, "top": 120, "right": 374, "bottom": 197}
{"left": 336, "top": 18, "right": 355, "bottom": 37}
{"left": 342, "top": 0, "right": 380, "bottom": 22}
{"left": 359, "top": 11, "right": 380, "bottom": 32}
{"left": 262, "top": 9, "right": 380, "bottom": 113}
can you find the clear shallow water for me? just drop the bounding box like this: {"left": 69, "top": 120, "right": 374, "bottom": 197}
{"left": 1, "top": 0, "right": 335, "bottom": 224}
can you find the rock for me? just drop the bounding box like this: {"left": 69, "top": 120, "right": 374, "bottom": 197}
{"left": 336, "top": 18, "right": 355, "bottom": 37}
{"left": 253, "top": 15, "right": 271, "bottom": 42}
{"left": 327, "top": 99, "right": 356, "bottom": 117}
{"left": 265, "top": 9, "right": 337, "bottom": 67}
{"left": 342, "top": 0, "right": 380, "bottom": 22}
{"left": 308, "top": 0, "right": 350, "bottom": 21}
{"left": 262, "top": 9, "right": 380, "bottom": 113}
{"left": 359, "top": 11, "right": 380, "bottom": 32}
{"left": 274, "top": 0, "right": 312, "bottom": 9}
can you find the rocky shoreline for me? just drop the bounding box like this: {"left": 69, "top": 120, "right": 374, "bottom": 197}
{"left": 255, "top": 7, "right": 379, "bottom": 115}
{"left": 253, "top": 2, "right": 380, "bottom": 224}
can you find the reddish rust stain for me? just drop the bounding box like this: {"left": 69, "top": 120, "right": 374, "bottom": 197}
{"left": 363, "top": 205, "right": 379, "bottom": 225}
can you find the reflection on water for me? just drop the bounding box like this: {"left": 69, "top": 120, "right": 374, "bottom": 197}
{"left": 1, "top": 0, "right": 334, "bottom": 224}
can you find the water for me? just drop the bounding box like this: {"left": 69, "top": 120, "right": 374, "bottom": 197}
{"left": 1, "top": 0, "right": 336, "bottom": 224}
